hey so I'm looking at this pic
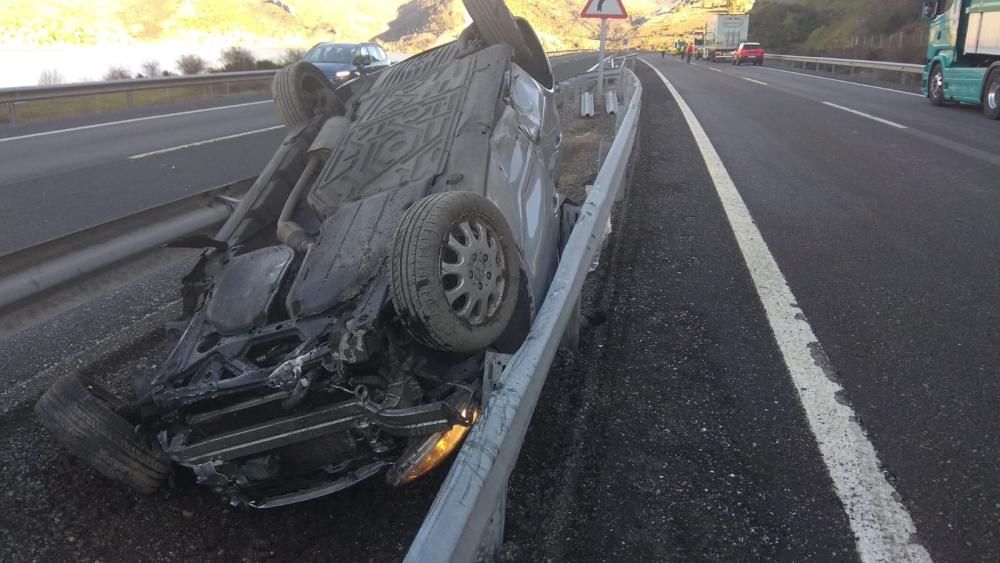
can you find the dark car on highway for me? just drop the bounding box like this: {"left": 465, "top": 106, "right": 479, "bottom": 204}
{"left": 302, "top": 41, "right": 391, "bottom": 83}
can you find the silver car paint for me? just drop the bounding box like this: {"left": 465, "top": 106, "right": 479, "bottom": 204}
{"left": 484, "top": 63, "right": 561, "bottom": 309}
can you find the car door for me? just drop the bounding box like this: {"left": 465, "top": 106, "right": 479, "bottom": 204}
{"left": 366, "top": 45, "right": 388, "bottom": 72}
{"left": 353, "top": 46, "right": 373, "bottom": 75}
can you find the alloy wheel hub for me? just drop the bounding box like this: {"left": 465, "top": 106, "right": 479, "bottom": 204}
{"left": 441, "top": 218, "right": 506, "bottom": 326}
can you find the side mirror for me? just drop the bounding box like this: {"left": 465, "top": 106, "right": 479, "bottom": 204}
{"left": 921, "top": 0, "right": 936, "bottom": 21}
{"left": 353, "top": 55, "right": 371, "bottom": 67}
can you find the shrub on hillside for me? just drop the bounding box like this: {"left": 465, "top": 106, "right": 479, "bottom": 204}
{"left": 177, "top": 54, "right": 207, "bottom": 75}
{"left": 103, "top": 66, "right": 132, "bottom": 81}
{"left": 220, "top": 46, "right": 256, "bottom": 71}
{"left": 38, "top": 69, "right": 64, "bottom": 85}
{"left": 141, "top": 60, "right": 161, "bottom": 78}
{"left": 280, "top": 48, "right": 306, "bottom": 65}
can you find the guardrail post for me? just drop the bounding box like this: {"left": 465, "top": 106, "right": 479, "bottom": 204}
{"left": 6, "top": 101, "right": 14, "bottom": 124}
{"left": 475, "top": 479, "right": 508, "bottom": 561}
{"left": 126, "top": 91, "right": 133, "bottom": 108}
{"left": 560, "top": 294, "right": 582, "bottom": 351}
{"left": 225, "top": 82, "right": 231, "bottom": 95}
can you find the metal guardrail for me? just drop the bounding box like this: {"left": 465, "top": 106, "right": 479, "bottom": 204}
{"left": 0, "top": 178, "right": 249, "bottom": 316}
{"left": 1, "top": 71, "right": 277, "bottom": 124}
{"left": 0, "top": 50, "right": 583, "bottom": 125}
{"left": 767, "top": 54, "right": 924, "bottom": 78}
{"left": 404, "top": 63, "right": 642, "bottom": 563}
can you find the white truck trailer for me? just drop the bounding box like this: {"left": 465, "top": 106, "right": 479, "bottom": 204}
{"left": 704, "top": 14, "right": 749, "bottom": 62}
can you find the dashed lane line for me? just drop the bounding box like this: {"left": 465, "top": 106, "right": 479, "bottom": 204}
{"left": 128, "top": 125, "right": 284, "bottom": 159}
{"left": 742, "top": 77, "right": 769, "bottom": 86}
{"left": 760, "top": 66, "right": 924, "bottom": 97}
{"left": 822, "top": 102, "right": 909, "bottom": 129}
{"left": 640, "top": 58, "right": 931, "bottom": 563}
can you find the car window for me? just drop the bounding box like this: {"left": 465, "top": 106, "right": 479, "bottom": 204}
{"left": 365, "top": 45, "right": 380, "bottom": 62}
{"left": 742, "top": 43, "right": 761, "bottom": 50}
{"left": 303, "top": 44, "right": 355, "bottom": 64}
{"left": 375, "top": 46, "right": 388, "bottom": 62}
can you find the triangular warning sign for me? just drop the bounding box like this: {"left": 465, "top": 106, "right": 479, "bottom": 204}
{"left": 580, "top": 0, "right": 628, "bottom": 19}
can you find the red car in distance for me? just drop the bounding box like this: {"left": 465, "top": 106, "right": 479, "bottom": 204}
{"left": 734, "top": 42, "right": 765, "bottom": 66}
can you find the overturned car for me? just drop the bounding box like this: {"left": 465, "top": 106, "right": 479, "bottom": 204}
{"left": 36, "top": 2, "right": 564, "bottom": 508}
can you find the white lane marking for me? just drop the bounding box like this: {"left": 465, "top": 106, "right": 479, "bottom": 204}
{"left": 0, "top": 100, "right": 273, "bottom": 144}
{"left": 128, "top": 125, "right": 283, "bottom": 159}
{"left": 641, "top": 58, "right": 932, "bottom": 563}
{"left": 742, "top": 77, "right": 769, "bottom": 86}
{"left": 709, "top": 67, "right": 723, "bottom": 73}
{"left": 822, "top": 102, "right": 908, "bottom": 129}
{"left": 761, "top": 66, "right": 924, "bottom": 97}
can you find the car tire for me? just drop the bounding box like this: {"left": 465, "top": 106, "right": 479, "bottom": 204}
{"left": 929, "top": 64, "right": 946, "bottom": 107}
{"left": 513, "top": 17, "right": 554, "bottom": 89}
{"left": 35, "top": 375, "right": 170, "bottom": 494}
{"left": 983, "top": 69, "right": 1000, "bottom": 120}
{"left": 271, "top": 62, "right": 344, "bottom": 128}
{"left": 391, "top": 192, "right": 521, "bottom": 353}
{"left": 462, "top": 0, "right": 533, "bottom": 63}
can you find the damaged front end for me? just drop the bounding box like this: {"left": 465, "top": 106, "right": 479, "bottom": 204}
{"left": 145, "top": 247, "right": 483, "bottom": 507}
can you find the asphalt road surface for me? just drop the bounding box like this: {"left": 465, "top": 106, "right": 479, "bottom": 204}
{"left": 1, "top": 52, "right": 996, "bottom": 562}
{"left": 504, "top": 56, "right": 998, "bottom": 563}
{"left": 0, "top": 54, "right": 596, "bottom": 254}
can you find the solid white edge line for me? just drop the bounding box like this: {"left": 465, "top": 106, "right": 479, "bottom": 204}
{"left": 639, "top": 58, "right": 932, "bottom": 563}
{"left": 822, "top": 102, "right": 909, "bottom": 129}
{"left": 128, "top": 125, "right": 284, "bottom": 159}
{"left": 761, "top": 65, "right": 925, "bottom": 97}
{"left": 742, "top": 77, "right": 769, "bottom": 86}
{"left": 709, "top": 67, "right": 723, "bottom": 73}
{"left": 0, "top": 100, "right": 273, "bottom": 144}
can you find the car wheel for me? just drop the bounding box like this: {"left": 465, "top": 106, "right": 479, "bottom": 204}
{"left": 983, "top": 69, "right": 1000, "bottom": 120}
{"left": 35, "top": 375, "right": 170, "bottom": 494}
{"left": 462, "top": 0, "right": 533, "bottom": 63}
{"left": 929, "top": 64, "right": 945, "bottom": 107}
{"left": 513, "top": 17, "right": 554, "bottom": 89}
{"left": 391, "top": 192, "right": 521, "bottom": 353}
{"left": 271, "top": 62, "right": 345, "bottom": 128}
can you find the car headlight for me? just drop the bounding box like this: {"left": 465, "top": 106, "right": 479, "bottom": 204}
{"left": 386, "top": 406, "right": 479, "bottom": 486}
{"left": 335, "top": 70, "right": 352, "bottom": 79}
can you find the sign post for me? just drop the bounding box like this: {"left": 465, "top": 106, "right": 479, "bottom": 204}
{"left": 581, "top": 0, "right": 628, "bottom": 101}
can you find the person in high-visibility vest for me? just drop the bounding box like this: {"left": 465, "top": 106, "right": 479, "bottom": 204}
{"left": 686, "top": 42, "right": 695, "bottom": 64}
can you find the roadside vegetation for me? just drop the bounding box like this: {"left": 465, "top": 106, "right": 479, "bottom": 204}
{"left": 1, "top": 80, "right": 270, "bottom": 126}
{"left": 749, "top": 0, "right": 930, "bottom": 63}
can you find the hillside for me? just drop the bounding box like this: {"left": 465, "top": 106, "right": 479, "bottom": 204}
{"left": 0, "top": 0, "right": 664, "bottom": 53}
{"left": 628, "top": 1, "right": 757, "bottom": 50}
{"left": 748, "top": 0, "right": 930, "bottom": 62}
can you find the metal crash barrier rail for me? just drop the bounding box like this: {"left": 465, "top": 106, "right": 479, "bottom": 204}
{"left": 404, "top": 65, "right": 642, "bottom": 563}
{"left": 0, "top": 178, "right": 250, "bottom": 318}
{"left": 765, "top": 54, "right": 924, "bottom": 84}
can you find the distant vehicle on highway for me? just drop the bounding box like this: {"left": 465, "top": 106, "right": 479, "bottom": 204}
{"left": 302, "top": 41, "right": 390, "bottom": 83}
{"left": 704, "top": 13, "right": 749, "bottom": 62}
{"left": 35, "top": 0, "right": 564, "bottom": 509}
{"left": 733, "top": 42, "right": 765, "bottom": 66}
{"left": 921, "top": 0, "right": 1000, "bottom": 119}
